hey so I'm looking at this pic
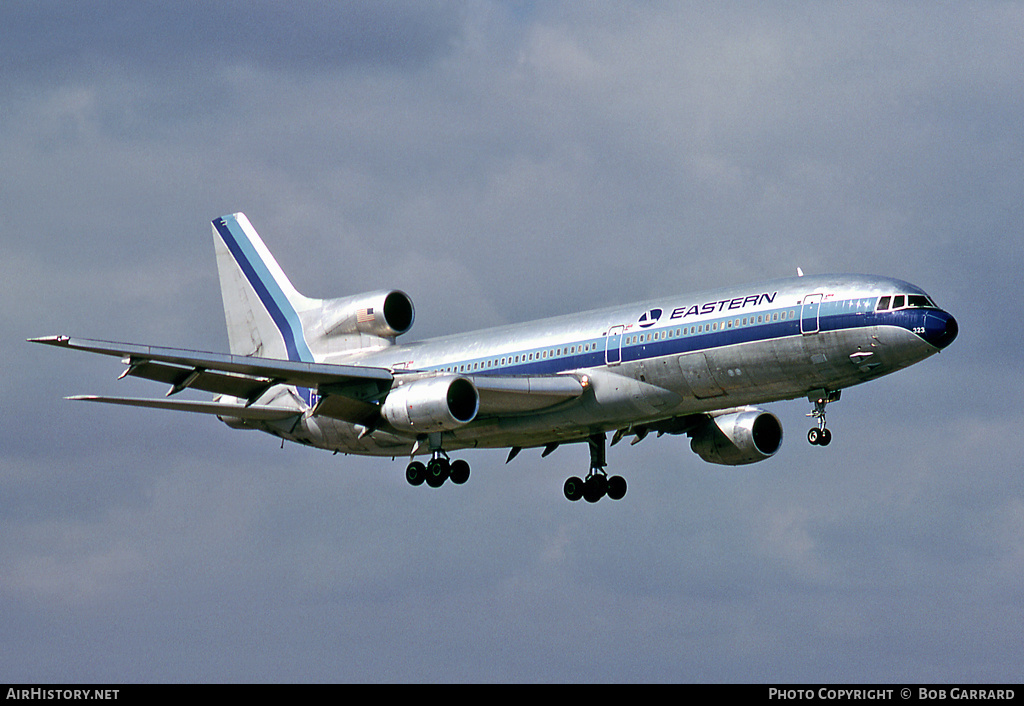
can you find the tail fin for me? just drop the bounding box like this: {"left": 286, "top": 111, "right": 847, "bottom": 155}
{"left": 212, "top": 213, "right": 317, "bottom": 362}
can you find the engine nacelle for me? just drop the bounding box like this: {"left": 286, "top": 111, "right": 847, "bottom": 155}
{"left": 381, "top": 376, "right": 480, "bottom": 433}
{"left": 320, "top": 289, "right": 415, "bottom": 339}
{"left": 689, "top": 408, "right": 783, "bottom": 465}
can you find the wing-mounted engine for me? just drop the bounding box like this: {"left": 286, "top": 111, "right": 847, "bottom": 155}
{"left": 381, "top": 375, "right": 480, "bottom": 433}
{"left": 689, "top": 408, "right": 783, "bottom": 465}
{"left": 306, "top": 290, "right": 415, "bottom": 354}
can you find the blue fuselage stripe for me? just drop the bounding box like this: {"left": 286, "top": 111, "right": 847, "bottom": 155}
{"left": 213, "top": 216, "right": 313, "bottom": 363}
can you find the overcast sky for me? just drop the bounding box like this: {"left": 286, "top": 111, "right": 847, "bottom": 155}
{"left": 2, "top": 2, "right": 1022, "bottom": 683}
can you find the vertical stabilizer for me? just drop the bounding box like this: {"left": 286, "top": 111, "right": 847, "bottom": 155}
{"left": 212, "top": 213, "right": 317, "bottom": 361}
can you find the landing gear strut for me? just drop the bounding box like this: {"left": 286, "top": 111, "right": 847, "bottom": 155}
{"left": 806, "top": 390, "right": 840, "bottom": 446}
{"left": 564, "top": 433, "right": 627, "bottom": 502}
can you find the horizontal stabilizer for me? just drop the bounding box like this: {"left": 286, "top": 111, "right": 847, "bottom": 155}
{"left": 67, "top": 395, "right": 301, "bottom": 421}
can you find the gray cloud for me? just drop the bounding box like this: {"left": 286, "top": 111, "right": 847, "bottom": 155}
{"left": 1, "top": 2, "right": 463, "bottom": 84}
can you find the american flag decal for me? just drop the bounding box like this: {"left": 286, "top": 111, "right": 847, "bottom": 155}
{"left": 357, "top": 307, "right": 375, "bottom": 323}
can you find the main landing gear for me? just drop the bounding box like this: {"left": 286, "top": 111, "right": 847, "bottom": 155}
{"left": 806, "top": 390, "right": 841, "bottom": 446}
{"left": 405, "top": 452, "right": 471, "bottom": 488}
{"left": 563, "top": 433, "right": 627, "bottom": 503}
{"left": 405, "top": 434, "right": 470, "bottom": 488}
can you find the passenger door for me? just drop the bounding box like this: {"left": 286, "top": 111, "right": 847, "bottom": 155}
{"left": 604, "top": 325, "right": 624, "bottom": 365}
{"left": 801, "top": 293, "right": 823, "bottom": 335}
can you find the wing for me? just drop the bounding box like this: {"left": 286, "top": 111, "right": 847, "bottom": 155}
{"left": 31, "top": 335, "right": 585, "bottom": 428}
{"left": 30, "top": 335, "right": 395, "bottom": 425}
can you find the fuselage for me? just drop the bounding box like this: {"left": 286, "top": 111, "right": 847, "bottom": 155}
{"left": 289, "top": 273, "right": 957, "bottom": 456}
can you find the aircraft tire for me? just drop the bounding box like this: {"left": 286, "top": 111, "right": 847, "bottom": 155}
{"left": 564, "top": 477, "right": 584, "bottom": 501}
{"left": 807, "top": 428, "right": 821, "bottom": 445}
{"left": 583, "top": 476, "right": 605, "bottom": 503}
{"left": 607, "top": 475, "right": 627, "bottom": 500}
{"left": 819, "top": 429, "right": 832, "bottom": 446}
{"left": 425, "top": 458, "right": 449, "bottom": 488}
{"left": 406, "top": 461, "right": 426, "bottom": 486}
{"left": 449, "top": 459, "right": 470, "bottom": 485}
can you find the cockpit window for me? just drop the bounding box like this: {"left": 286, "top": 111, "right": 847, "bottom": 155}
{"left": 877, "top": 293, "right": 938, "bottom": 311}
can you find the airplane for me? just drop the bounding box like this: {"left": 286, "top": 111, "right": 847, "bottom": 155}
{"left": 31, "top": 213, "right": 959, "bottom": 503}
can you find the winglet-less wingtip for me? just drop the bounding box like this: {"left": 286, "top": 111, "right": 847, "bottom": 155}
{"left": 28, "top": 335, "right": 71, "bottom": 345}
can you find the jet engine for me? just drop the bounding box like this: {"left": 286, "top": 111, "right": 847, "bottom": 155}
{"left": 381, "top": 376, "right": 480, "bottom": 432}
{"left": 689, "top": 408, "right": 783, "bottom": 465}
{"left": 320, "top": 289, "right": 415, "bottom": 339}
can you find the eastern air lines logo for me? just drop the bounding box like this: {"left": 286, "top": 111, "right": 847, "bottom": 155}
{"left": 637, "top": 308, "right": 662, "bottom": 328}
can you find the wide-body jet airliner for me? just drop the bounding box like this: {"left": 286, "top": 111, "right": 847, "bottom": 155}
{"left": 32, "top": 213, "right": 958, "bottom": 502}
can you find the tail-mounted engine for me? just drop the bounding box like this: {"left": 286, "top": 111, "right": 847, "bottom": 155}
{"left": 319, "top": 290, "right": 415, "bottom": 339}
{"left": 381, "top": 375, "right": 480, "bottom": 433}
{"left": 689, "top": 408, "right": 783, "bottom": 465}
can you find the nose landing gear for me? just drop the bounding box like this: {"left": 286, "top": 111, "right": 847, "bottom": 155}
{"left": 806, "top": 390, "right": 841, "bottom": 446}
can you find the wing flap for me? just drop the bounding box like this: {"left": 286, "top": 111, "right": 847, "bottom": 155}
{"left": 67, "top": 395, "right": 301, "bottom": 421}
{"left": 311, "top": 394, "right": 380, "bottom": 426}
{"left": 120, "top": 360, "right": 277, "bottom": 400}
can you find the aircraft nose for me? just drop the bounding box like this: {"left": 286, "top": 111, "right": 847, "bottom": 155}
{"left": 923, "top": 311, "right": 959, "bottom": 350}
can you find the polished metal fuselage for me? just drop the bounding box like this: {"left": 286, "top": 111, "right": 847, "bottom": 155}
{"left": 277, "top": 274, "right": 953, "bottom": 456}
